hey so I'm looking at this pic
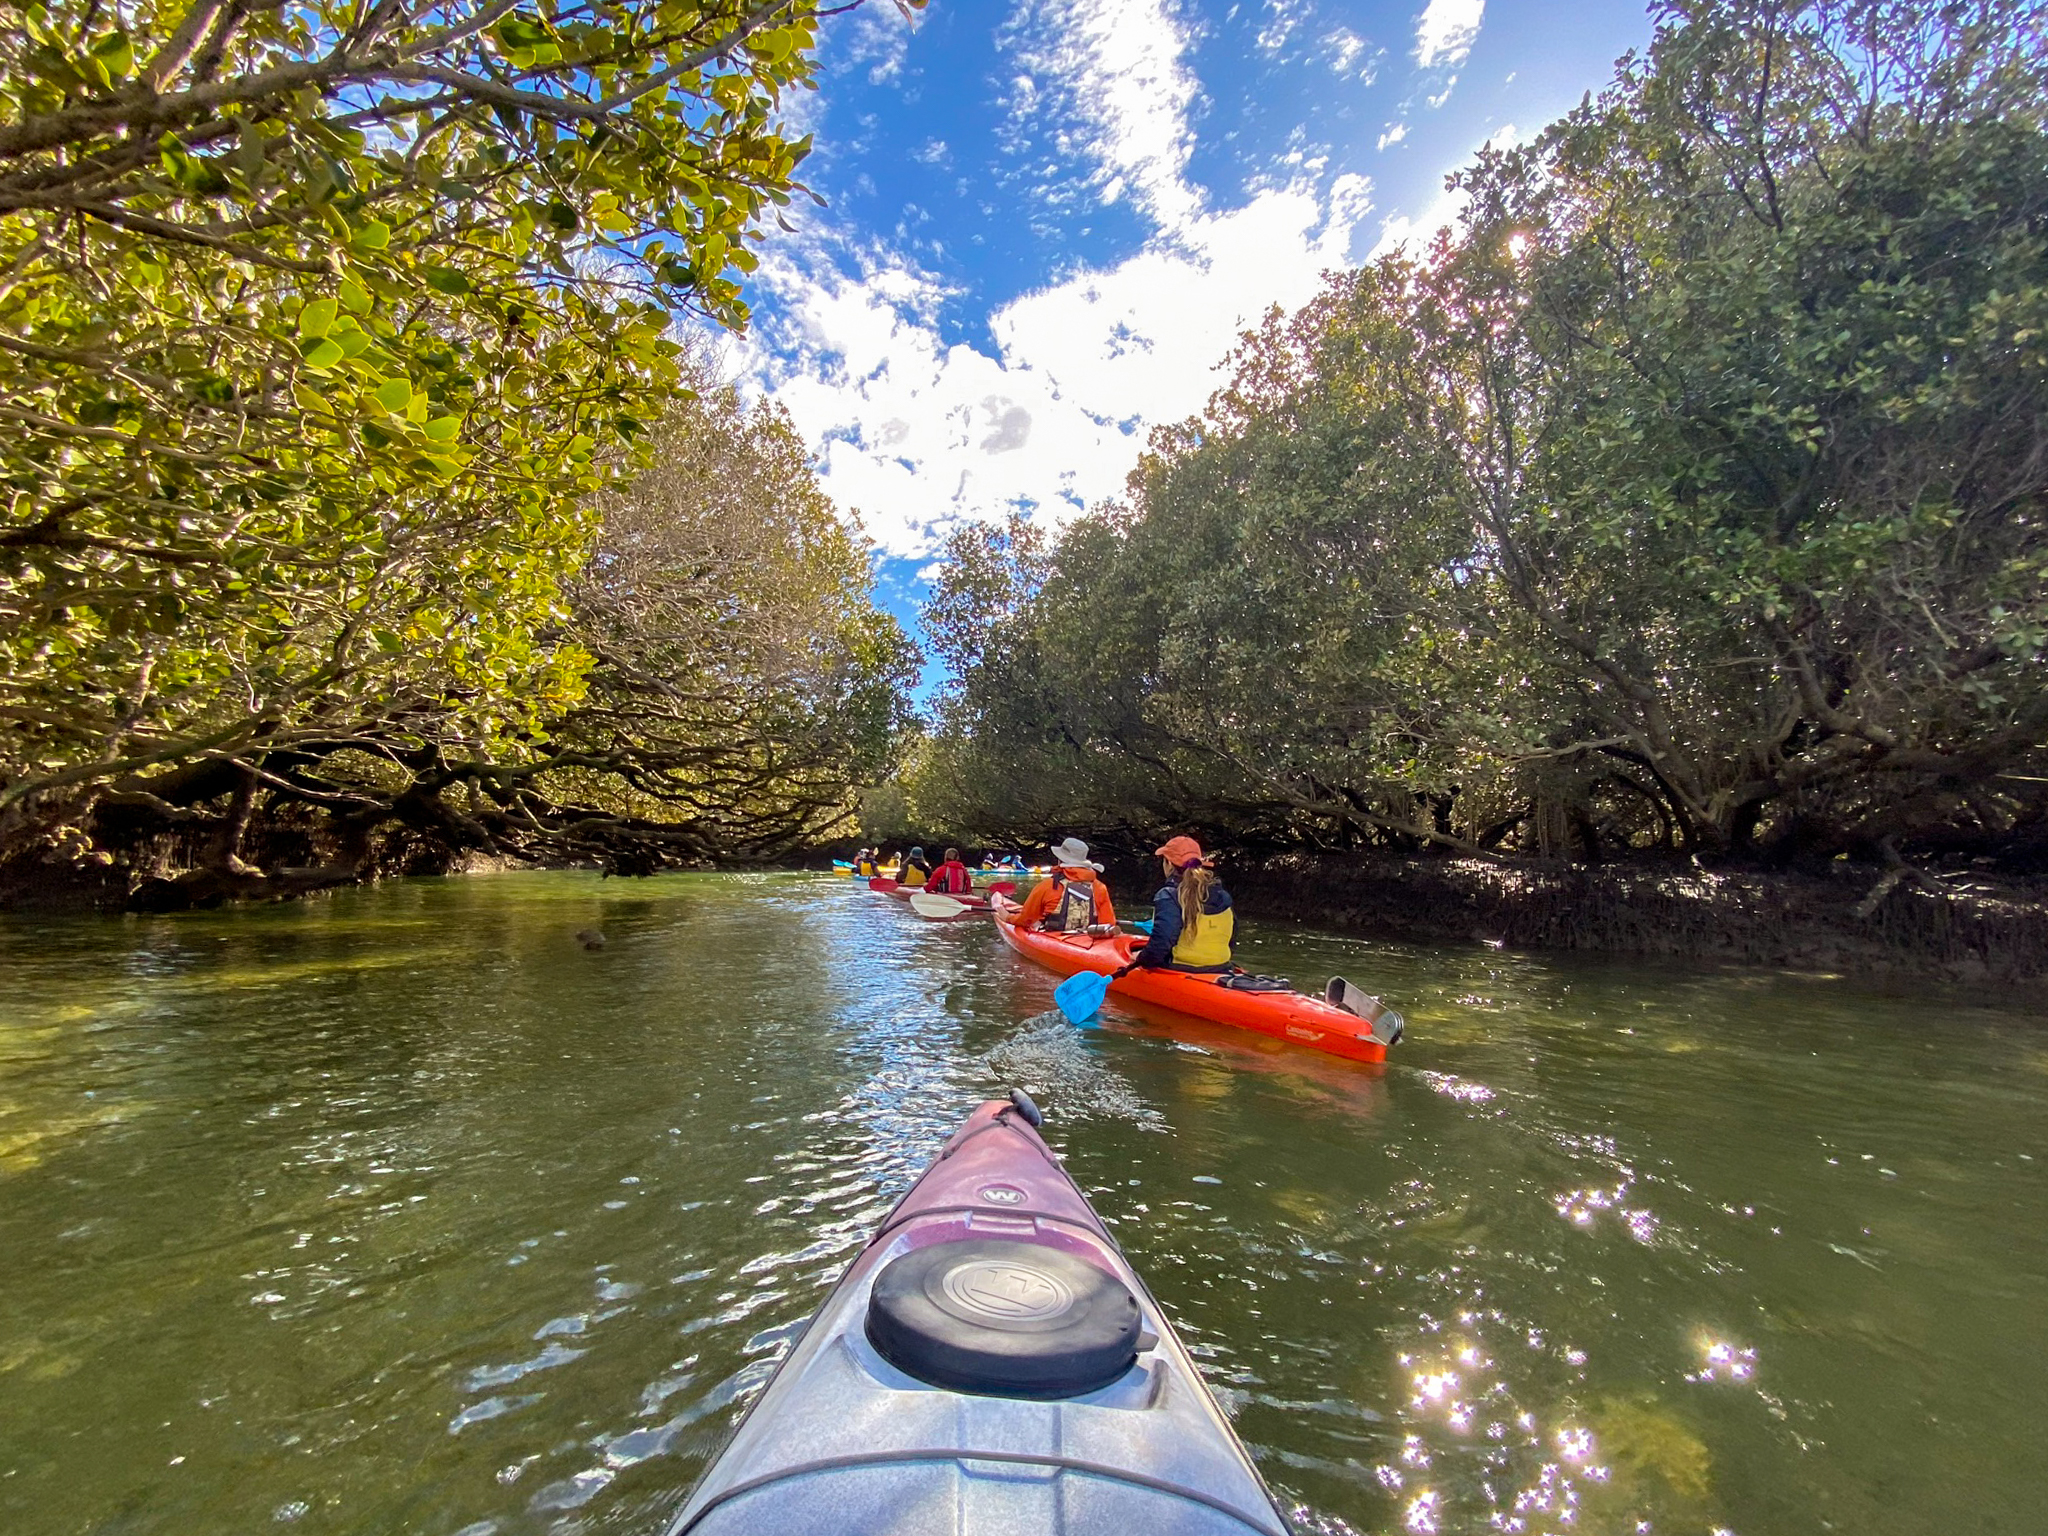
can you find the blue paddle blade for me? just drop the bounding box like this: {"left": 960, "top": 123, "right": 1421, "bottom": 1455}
{"left": 1127, "top": 920, "right": 1152, "bottom": 934}
{"left": 1053, "top": 969, "right": 1112, "bottom": 1024}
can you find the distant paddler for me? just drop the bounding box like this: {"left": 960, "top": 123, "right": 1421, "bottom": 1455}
{"left": 926, "top": 847, "right": 973, "bottom": 896}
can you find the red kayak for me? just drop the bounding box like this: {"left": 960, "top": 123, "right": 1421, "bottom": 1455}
{"left": 992, "top": 896, "right": 1396, "bottom": 1064}
{"left": 669, "top": 1094, "right": 1286, "bottom": 1535}
{"left": 874, "top": 877, "right": 994, "bottom": 911}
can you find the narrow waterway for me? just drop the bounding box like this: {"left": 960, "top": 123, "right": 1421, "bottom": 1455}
{"left": 1, "top": 872, "right": 2043, "bottom": 1536}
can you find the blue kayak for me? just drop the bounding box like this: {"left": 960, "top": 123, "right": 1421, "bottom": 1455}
{"left": 667, "top": 1092, "right": 1286, "bottom": 1535}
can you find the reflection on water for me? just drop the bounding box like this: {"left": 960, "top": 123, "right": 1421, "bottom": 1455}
{"left": 1, "top": 871, "right": 2045, "bottom": 1535}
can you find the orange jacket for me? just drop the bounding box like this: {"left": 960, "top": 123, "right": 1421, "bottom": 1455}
{"left": 1007, "top": 867, "right": 1116, "bottom": 929}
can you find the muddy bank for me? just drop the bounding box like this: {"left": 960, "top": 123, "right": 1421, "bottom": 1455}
{"left": 1191, "top": 852, "right": 2048, "bottom": 988}
{"left": 0, "top": 796, "right": 734, "bottom": 914}
{"left": 0, "top": 818, "right": 477, "bottom": 915}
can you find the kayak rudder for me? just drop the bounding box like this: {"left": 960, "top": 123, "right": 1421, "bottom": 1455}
{"left": 668, "top": 1091, "right": 1287, "bottom": 1536}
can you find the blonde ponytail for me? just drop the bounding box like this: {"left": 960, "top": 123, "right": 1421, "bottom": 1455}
{"left": 1176, "top": 862, "right": 1217, "bottom": 941}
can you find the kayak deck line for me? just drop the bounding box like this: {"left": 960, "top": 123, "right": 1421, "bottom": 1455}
{"left": 869, "top": 1200, "right": 1102, "bottom": 1246}
{"left": 669, "top": 1096, "right": 1288, "bottom": 1536}
{"left": 676, "top": 1445, "right": 1290, "bottom": 1536}
{"left": 989, "top": 897, "right": 1396, "bottom": 1065}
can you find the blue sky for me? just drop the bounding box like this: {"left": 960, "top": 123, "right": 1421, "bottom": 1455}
{"left": 720, "top": 0, "right": 1659, "bottom": 683}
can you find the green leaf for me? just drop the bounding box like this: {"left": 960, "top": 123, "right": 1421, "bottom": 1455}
{"left": 372, "top": 378, "right": 413, "bottom": 412}
{"left": 421, "top": 416, "right": 462, "bottom": 442}
{"left": 235, "top": 121, "right": 268, "bottom": 190}
{"left": 423, "top": 266, "right": 473, "bottom": 296}
{"left": 352, "top": 220, "right": 392, "bottom": 252}
{"left": 495, "top": 14, "right": 551, "bottom": 48}
{"left": 89, "top": 29, "right": 134, "bottom": 82}
{"left": 297, "top": 298, "right": 338, "bottom": 338}
{"left": 300, "top": 337, "right": 345, "bottom": 370}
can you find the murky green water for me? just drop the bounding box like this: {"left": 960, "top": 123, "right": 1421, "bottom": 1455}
{"left": 2, "top": 872, "right": 2044, "bottom": 1536}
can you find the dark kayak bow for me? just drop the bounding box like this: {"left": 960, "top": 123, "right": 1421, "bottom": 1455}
{"left": 667, "top": 1091, "right": 1287, "bottom": 1536}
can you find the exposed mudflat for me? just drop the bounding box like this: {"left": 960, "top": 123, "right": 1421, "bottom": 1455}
{"left": 1217, "top": 852, "right": 2048, "bottom": 990}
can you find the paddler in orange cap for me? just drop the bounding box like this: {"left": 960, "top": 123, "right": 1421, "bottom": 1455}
{"left": 1131, "top": 835, "right": 1234, "bottom": 972}
{"left": 1002, "top": 836, "right": 1117, "bottom": 933}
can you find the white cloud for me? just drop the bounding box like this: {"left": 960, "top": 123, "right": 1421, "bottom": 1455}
{"left": 1414, "top": 0, "right": 1484, "bottom": 69}
{"left": 839, "top": 2, "right": 916, "bottom": 84}
{"left": 742, "top": 0, "right": 1376, "bottom": 558}
{"left": 1324, "top": 26, "right": 1371, "bottom": 75}
{"left": 996, "top": 0, "right": 1202, "bottom": 231}
{"left": 1377, "top": 121, "right": 1409, "bottom": 151}
{"left": 749, "top": 178, "right": 1371, "bottom": 557}
{"left": 1258, "top": 0, "right": 1310, "bottom": 53}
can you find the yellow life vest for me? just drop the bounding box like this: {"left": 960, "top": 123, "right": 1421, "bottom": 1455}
{"left": 1172, "top": 904, "right": 1234, "bottom": 968}
{"left": 901, "top": 865, "right": 928, "bottom": 888}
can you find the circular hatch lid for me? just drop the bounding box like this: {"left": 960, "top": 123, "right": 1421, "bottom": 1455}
{"left": 864, "top": 1238, "right": 1141, "bottom": 1399}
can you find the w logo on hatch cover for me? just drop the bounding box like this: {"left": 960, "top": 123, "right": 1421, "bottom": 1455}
{"left": 941, "top": 1260, "right": 1075, "bottom": 1321}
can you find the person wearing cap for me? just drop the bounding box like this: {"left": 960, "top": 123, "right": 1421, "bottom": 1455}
{"left": 1132, "top": 835, "right": 1234, "bottom": 971}
{"left": 900, "top": 846, "right": 932, "bottom": 889}
{"left": 1003, "top": 837, "right": 1117, "bottom": 932}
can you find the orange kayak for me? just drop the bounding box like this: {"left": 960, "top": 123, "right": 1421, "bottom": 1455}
{"left": 991, "top": 897, "right": 1392, "bottom": 1064}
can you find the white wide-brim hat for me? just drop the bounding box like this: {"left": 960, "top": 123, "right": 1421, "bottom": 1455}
{"left": 1050, "top": 836, "right": 1102, "bottom": 870}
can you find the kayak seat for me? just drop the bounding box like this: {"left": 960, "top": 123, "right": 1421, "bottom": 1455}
{"left": 865, "top": 1238, "right": 1141, "bottom": 1399}
{"left": 1212, "top": 972, "right": 1292, "bottom": 992}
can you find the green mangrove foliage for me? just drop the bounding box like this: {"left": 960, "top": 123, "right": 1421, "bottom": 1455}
{"left": 917, "top": 0, "right": 2048, "bottom": 871}
{"left": 0, "top": 0, "right": 919, "bottom": 901}
{"left": 552, "top": 382, "right": 917, "bottom": 865}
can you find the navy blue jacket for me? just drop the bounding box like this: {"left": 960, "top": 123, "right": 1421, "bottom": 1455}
{"left": 1136, "top": 882, "right": 1234, "bottom": 967}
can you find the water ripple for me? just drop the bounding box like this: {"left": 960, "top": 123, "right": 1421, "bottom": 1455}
{"left": 985, "top": 1014, "right": 1169, "bottom": 1129}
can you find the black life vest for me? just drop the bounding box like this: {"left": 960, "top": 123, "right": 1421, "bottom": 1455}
{"left": 1051, "top": 875, "right": 1095, "bottom": 933}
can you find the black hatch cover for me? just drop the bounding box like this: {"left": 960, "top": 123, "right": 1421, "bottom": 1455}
{"left": 865, "top": 1238, "right": 1141, "bottom": 1399}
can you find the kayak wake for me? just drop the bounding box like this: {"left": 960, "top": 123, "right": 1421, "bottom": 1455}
{"left": 984, "top": 1014, "right": 1168, "bottom": 1132}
